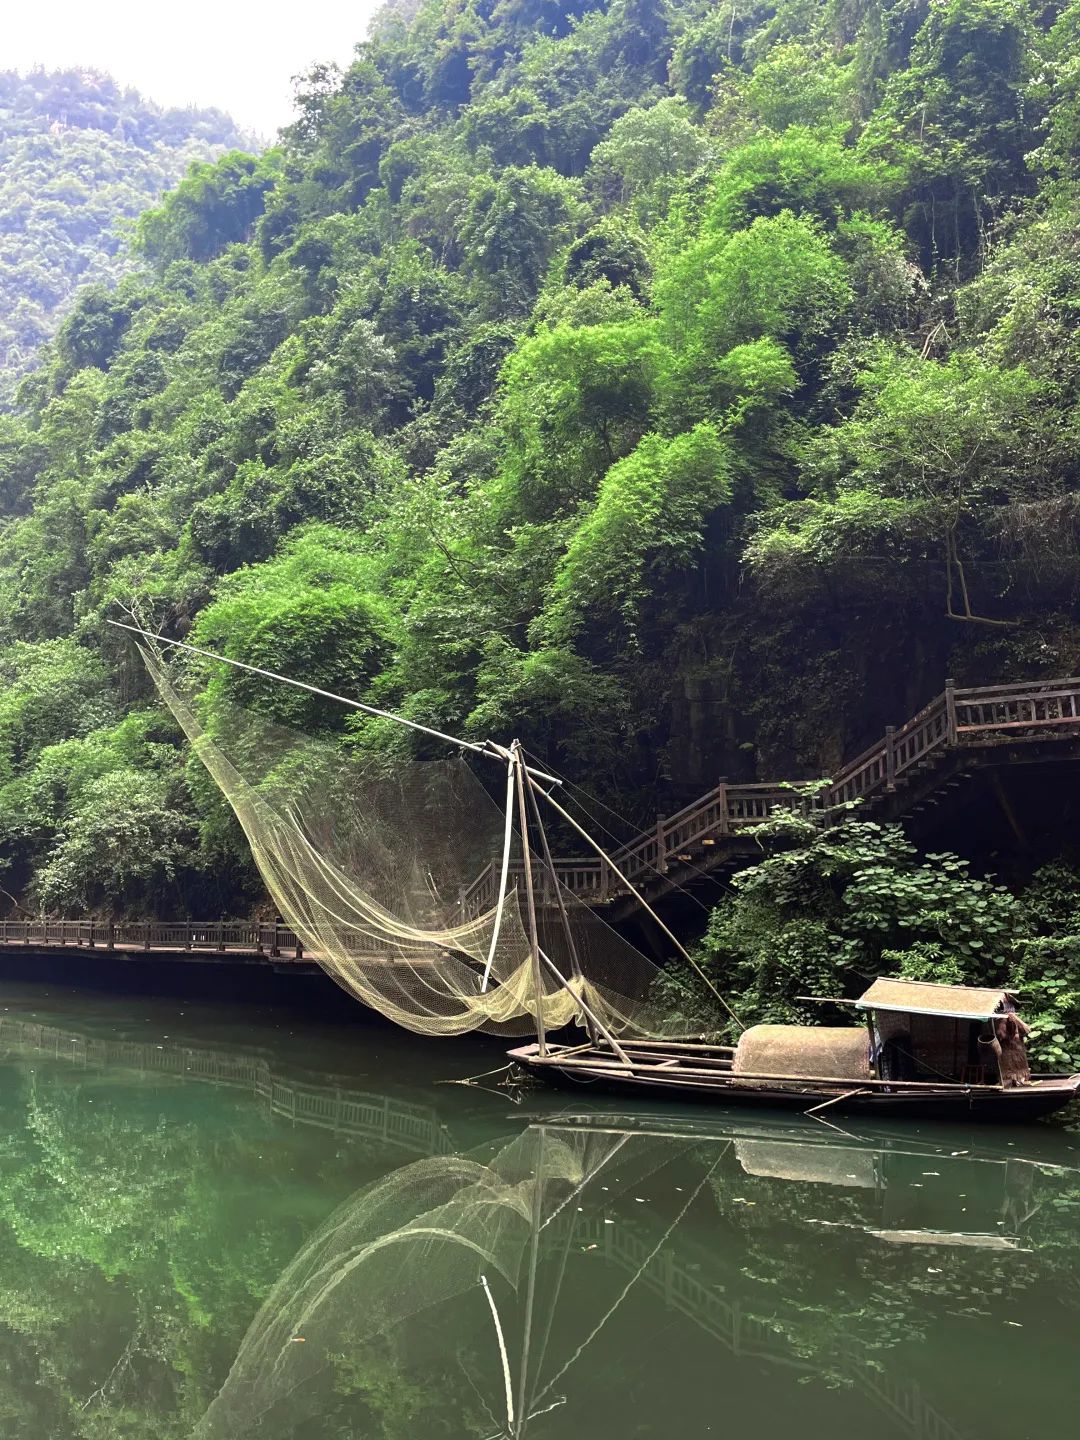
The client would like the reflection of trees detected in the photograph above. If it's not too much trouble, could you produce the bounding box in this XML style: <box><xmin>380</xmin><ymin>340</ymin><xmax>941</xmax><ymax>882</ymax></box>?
<box><xmin>0</xmin><ymin>1035</ymin><xmax>464</xmax><ymax>1440</ymax></box>
<box><xmin>0</xmin><ymin>1017</ymin><xmax>1078</xmax><ymax>1440</ymax></box>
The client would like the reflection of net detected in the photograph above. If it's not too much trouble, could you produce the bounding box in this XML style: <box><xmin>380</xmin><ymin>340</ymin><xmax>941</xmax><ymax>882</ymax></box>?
<box><xmin>141</xmin><ymin>643</ymin><xmax>669</xmax><ymax>1038</ymax></box>
<box><xmin>193</xmin><ymin>1127</ymin><xmax>608</xmax><ymax>1439</ymax></box>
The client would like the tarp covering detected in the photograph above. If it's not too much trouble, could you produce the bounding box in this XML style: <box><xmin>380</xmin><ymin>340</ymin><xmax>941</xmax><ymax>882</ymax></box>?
<box><xmin>732</xmin><ymin>1025</ymin><xmax>872</xmax><ymax>1080</ymax></box>
<box><xmin>856</xmin><ymin>977</ymin><xmax>1010</xmax><ymax>1021</ymax></box>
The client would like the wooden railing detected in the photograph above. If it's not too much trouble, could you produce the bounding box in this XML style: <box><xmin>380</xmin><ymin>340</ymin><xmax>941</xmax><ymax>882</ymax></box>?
<box><xmin>0</xmin><ymin>918</ymin><xmax>394</xmax><ymax>961</ymax></box>
<box><xmin>462</xmin><ymin>674</ymin><xmax>1080</xmax><ymax>910</ymax></box>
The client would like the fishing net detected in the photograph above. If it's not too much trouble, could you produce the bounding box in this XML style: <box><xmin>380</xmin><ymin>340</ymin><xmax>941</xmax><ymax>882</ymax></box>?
<box><xmin>138</xmin><ymin>640</ymin><xmax>672</xmax><ymax>1039</ymax></box>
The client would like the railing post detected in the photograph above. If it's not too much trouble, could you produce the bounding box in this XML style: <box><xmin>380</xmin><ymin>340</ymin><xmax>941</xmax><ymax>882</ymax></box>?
<box><xmin>885</xmin><ymin>725</ymin><xmax>896</xmax><ymax>790</ymax></box>
<box><xmin>270</xmin><ymin>924</ymin><xmax>282</xmax><ymax>958</ymax></box>
<box><xmin>944</xmin><ymin>676</ymin><xmax>957</xmax><ymax>746</ymax></box>
<box><xmin>655</xmin><ymin>815</ymin><xmax>667</xmax><ymax>872</ymax></box>
<box><xmin>717</xmin><ymin>778</ymin><xmax>729</xmax><ymax>836</ymax></box>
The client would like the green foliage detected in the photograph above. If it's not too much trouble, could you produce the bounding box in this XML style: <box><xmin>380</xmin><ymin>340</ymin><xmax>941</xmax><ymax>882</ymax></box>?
<box><xmin>0</xmin><ymin>0</ymin><xmax>1079</xmax><ymax>929</ymax></box>
<box><xmin>134</xmin><ymin>152</ymin><xmax>279</xmax><ymax>269</ymax></box>
<box><xmin>588</xmin><ymin>98</ymin><xmax>709</xmax><ymax>220</ymax></box>
<box><xmin>32</xmin><ymin>767</ymin><xmax>196</xmax><ymax>913</ymax></box>
<box><xmin>1011</xmin><ymin>861</ymin><xmax>1080</xmax><ymax>1069</ymax></box>
<box><xmin>658</xmin><ymin>816</ymin><xmax>1020</xmax><ymax>1034</ymax></box>
<box><xmin>540</xmin><ymin>422</ymin><xmax>733</xmax><ymax>644</ymax></box>
<box><xmin>0</xmin><ymin>68</ymin><xmax>251</xmax><ymax>404</ymax></box>
<box><xmin>0</xmin><ymin>641</ymin><xmax>114</xmax><ymax>783</ymax></box>
<box><xmin>191</xmin><ymin>526</ymin><xmax>391</xmax><ymax>733</ymax></box>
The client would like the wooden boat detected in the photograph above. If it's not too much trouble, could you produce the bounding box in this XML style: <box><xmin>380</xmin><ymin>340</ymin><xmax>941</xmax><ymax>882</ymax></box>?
<box><xmin>509</xmin><ymin>978</ymin><xmax>1080</xmax><ymax>1121</ymax></box>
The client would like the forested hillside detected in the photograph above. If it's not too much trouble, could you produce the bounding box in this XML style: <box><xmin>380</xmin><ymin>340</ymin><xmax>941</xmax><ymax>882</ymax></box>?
<box><xmin>0</xmin><ymin>69</ymin><xmax>250</xmax><ymax>403</ymax></box>
<box><xmin>2</xmin><ymin>0</ymin><xmax>1080</xmax><ymax>973</ymax></box>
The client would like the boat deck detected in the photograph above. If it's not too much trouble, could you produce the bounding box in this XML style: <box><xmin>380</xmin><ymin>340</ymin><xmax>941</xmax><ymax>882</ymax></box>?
<box><xmin>507</xmin><ymin>1040</ymin><xmax>1080</xmax><ymax>1121</ymax></box>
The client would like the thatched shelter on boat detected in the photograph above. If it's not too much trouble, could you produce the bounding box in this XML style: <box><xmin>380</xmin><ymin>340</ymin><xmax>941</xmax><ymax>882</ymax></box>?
<box><xmin>851</xmin><ymin>977</ymin><xmax>1028</xmax><ymax>1087</ymax></box>
<box><xmin>732</xmin><ymin>977</ymin><xmax>1033</xmax><ymax>1090</ymax></box>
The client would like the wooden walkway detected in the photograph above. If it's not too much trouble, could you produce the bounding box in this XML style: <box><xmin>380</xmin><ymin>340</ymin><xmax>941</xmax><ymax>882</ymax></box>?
<box><xmin>463</xmin><ymin>673</ymin><xmax>1080</xmax><ymax>912</ymax></box>
<box><xmin>0</xmin><ymin>919</ymin><xmax>411</xmax><ymax>967</ymax></box>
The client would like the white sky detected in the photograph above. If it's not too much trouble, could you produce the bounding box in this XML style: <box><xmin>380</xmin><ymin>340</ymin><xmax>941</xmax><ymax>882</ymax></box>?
<box><xmin>4</xmin><ymin>1</ymin><xmax>385</xmax><ymax>140</ymax></box>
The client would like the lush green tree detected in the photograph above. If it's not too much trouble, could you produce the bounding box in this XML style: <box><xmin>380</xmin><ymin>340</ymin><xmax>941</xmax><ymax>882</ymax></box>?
<box><xmin>588</xmin><ymin>97</ymin><xmax>709</xmax><ymax>219</ymax></box>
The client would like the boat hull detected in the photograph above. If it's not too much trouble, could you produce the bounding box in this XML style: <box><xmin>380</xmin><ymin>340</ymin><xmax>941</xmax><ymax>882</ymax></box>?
<box><xmin>506</xmin><ymin>1043</ymin><xmax>1080</xmax><ymax>1122</ymax></box>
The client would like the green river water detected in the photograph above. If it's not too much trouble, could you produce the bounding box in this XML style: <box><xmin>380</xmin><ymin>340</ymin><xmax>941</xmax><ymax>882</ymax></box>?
<box><xmin>0</xmin><ymin>979</ymin><xmax>1076</xmax><ymax>1440</ymax></box>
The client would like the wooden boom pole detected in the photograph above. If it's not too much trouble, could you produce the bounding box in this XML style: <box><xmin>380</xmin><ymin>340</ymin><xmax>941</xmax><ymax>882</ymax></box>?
<box><xmin>512</xmin><ymin>740</ymin><xmax>546</xmax><ymax>1056</ymax></box>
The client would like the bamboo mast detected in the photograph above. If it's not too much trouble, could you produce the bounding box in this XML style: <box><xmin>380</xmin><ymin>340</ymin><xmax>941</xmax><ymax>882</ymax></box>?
<box><xmin>523</xmin><ymin>768</ymin><xmax>597</xmax><ymax>1045</ymax></box>
<box><xmin>512</xmin><ymin>740</ymin><xmax>546</xmax><ymax>1057</ymax></box>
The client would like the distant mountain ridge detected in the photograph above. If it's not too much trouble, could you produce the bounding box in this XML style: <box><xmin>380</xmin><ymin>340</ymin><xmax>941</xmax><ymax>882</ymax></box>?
<box><xmin>0</xmin><ymin>67</ymin><xmax>255</xmax><ymax>403</ymax></box>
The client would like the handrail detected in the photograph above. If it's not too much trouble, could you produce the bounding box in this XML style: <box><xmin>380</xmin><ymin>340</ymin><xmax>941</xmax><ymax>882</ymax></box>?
<box><xmin>0</xmin><ymin>918</ymin><xmax>398</xmax><ymax>961</ymax></box>
<box><xmin>954</xmin><ymin>675</ymin><xmax>1080</xmax><ymax>697</ymax></box>
<box><xmin>465</xmin><ymin>673</ymin><xmax>1080</xmax><ymax>908</ymax></box>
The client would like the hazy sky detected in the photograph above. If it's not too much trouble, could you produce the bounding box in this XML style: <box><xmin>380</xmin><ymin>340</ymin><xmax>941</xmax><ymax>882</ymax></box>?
<box><xmin>5</xmin><ymin>1</ymin><xmax>385</xmax><ymax>139</ymax></box>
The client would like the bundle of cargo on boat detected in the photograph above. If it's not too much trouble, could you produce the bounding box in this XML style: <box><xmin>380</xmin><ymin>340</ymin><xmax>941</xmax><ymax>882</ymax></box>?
<box><xmin>732</xmin><ymin>1025</ymin><xmax>872</xmax><ymax>1081</ymax></box>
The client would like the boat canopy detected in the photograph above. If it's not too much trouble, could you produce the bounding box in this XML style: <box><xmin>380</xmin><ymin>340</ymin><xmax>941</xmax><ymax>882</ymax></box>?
<box><xmin>855</xmin><ymin>977</ymin><xmax>1013</xmax><ymax>1022</ymax></box>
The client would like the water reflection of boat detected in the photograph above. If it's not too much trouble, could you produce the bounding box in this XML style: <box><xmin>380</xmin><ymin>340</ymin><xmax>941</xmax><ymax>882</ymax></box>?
<box><xmin>195</xmin><ymin>1111</ymin><xmax>1080</xmax><ymax>1440</ymax></box>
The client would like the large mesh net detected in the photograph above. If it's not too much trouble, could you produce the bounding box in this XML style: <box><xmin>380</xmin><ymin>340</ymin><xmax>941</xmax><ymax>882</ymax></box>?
<box><xmin>139</xmin><ymin>640</ymin><xmax>671</xmax><ymax>1039</ymax></box>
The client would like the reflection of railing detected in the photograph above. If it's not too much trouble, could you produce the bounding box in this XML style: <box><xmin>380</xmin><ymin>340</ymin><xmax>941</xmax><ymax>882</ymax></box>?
<box><xmin>575</xmin><ymin>1214</ymin><xmax>963</xmax><ymax>1440</ymax></box>
<box><xmin>459</xmin><ymin>674</ymin><xmax>1080</xmax><ymax>911</ymax></box>
<box><xmin>0</xmin><ymin>1018</ymin><xmax>454</xmax><ymax>1157</ymax></box>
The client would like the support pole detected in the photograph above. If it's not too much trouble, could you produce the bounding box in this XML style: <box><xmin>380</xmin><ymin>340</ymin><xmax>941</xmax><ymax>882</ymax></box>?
<box><xmin>885</xmin><ymin>725</ymin><xmax>896</xmax><ymax>790</ymax></box>
<box><xmin>523</xmin><ymin>769</ymin><xmax>599</xmax><ymax>1046</ymax></box>
<box><xmin>480</xmin><ymin>754</ymin><xmax>517</xmax><ymax>993</ymax></box>
<box><xmin>945</xmin><ymin>676</ymin><xmax>957</xmax><ymax>746</ymax></box>
<box><xmin>539</xmin><ymin>949</ymin><xmax>630</xmax><ymax>1064</ymax></box>
<box><xmin>512</xmin><ymin>740</ymin><xmax>547</xmax><ymax>1056</ymax></box>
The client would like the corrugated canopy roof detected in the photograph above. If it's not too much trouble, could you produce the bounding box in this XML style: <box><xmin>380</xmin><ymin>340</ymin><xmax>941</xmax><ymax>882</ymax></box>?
<box><xmin>856</xmin><ymin>977</ymin><xmax>1010</xmax><ymax>1021</ymax></box>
